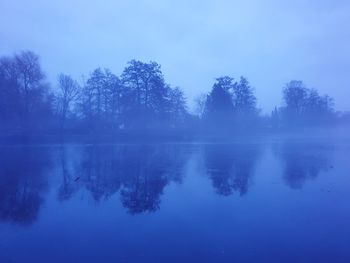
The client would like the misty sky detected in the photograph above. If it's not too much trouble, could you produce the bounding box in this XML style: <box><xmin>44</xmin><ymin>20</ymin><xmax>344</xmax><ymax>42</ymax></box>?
<box><xmin>1</xmin><ymin>0</ymin><xmax>349</xmax><ymax>113</ymax></box>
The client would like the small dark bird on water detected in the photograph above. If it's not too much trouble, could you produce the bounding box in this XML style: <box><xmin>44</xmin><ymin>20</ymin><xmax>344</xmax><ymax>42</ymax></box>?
<box><xmin>74</xmin><ymin>176</ymin><xmax>80</xmax><ymax>182</ymax></box>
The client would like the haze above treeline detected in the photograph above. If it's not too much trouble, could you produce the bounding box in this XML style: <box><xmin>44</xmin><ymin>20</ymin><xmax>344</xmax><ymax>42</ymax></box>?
<box><xmin>0</xmin><ymin>51</ymin><xmax>349</xmax><ymax>140</ymax></box>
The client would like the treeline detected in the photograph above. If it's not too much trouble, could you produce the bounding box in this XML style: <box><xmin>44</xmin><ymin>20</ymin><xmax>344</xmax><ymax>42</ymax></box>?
<box><xmin>0</xmin><ymin>51</ymin><xmax>188</xmax><ymax>137</ymax></box>
<box><xmin>0</xmin><ymin>51</ymin><xmax>348</xmax><ymax>140</ymax></box>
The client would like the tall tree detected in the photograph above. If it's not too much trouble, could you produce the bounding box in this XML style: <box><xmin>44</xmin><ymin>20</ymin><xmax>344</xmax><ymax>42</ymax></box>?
<box><xmin>232</xmin><ymin>77</ymin><xmax>257</xmax><ymax>115</ymax></box>
<box><xmin>55</xmin><ymin>74</ymin><xmax>80</xmax><ymax>131</ymax></box>
<box><xmin>283</xmin><ymin>81</ymin><xmax>308</xmax><ymax>115</ymax></box>
<box><xmin>203</xmin><ymin>77</ymin><xmax>235</xmax><ymax>131</ymax></box>
<box><xmin>0</xmin><ymin>51</ymin><xmax>52</xmax><ymax>133</ymax></box>
<box><xmin>121</xmin><ymin>60</ymin><xmax>171</xmax><ymax>129</ymax></box>
<box><xmin>194</xmin><ymin>93</ymin><xmax>207</xmax><ymax>119</ymax></box>
<box><xmin>79</xmin><ymin>68</ymin><xmax>121</xmax><ymax>130</ymax></box>
<box><xmin>281</xmin><ymin>80</ymin><xmax>334</xmax><ymax>127</ymax></box>
<box><xmin>168</xmin><ymin>87</ymin><xmax>187</xmax><ymax>127</ymax></box>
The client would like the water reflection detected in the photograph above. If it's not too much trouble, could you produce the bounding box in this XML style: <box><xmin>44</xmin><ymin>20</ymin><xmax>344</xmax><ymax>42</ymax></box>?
<box><xmin>276</xmin><ymin>142</ymin><xmax>333</xmax><ymax>189</ymax></box>
<box><xmin>0</xmin><ymin>147</ymin><xmax>51</xmax><ymax>224</ymax></box>
<box><xmin>203</xmin><ymin>144</ymin><xmax>261</xmax><ymax>196</ymax></box>
<box><xmin>57</xmin><ymin>145</ymin><xmax>189</xmax><ymax>214</ymax></box>
<box><xmin>58</xmin><ymin>146</ymin><xmax>80</xmax><ymax>201</ymax></box>
<box><xmin>0</xmin><ymin>142</ymin><xmax>335</xmax><ymax>226</ymax></box>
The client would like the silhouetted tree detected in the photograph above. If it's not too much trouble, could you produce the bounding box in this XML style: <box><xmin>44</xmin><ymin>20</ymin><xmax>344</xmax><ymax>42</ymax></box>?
<box><xmin>280</xmin><ymin>80</ymin><xmax>334</xmax><ymax>127</ymax></box>
<box><xmin>232</xmin><ymin>77</ymin><xmax>257</xmax><ymax>114</ymax></box>
<box><xmin>79</xmin><ymin>68</ymin><xmax>121</xmax><ymax>131</ymax></box>
<box><xmin>270</xmin><ymin>106</ymin><xmax>281</xmax><ymax>130</ymax></box>
<box><xmin>194</xmin><ymin>93</ymin><xmax>207</xmax><ymax>119</ymax></box>
<box><xmin>55</xmin><ymin>73</ymin><xmax>80</xmax><ymax>131</ymax></box>
<box><xmin>121</xmin><ymin>60</ymin><xmax>170</xmax><ymax>129</ymax></box>
<box><xmin>168</xmin><ymin>86</ymin><xmax>188</xmax><ymax>128</ymax></box>
<box><xmin>203</xmin><ymin>77</ymin><xmax>235</xmax><ymax>132</ymax></box>
<box><xmin>283</xmin><ymin>81</ymin><xmax>307</xmax><ymax>113</ymax></box>
<box><xmin>0</xmin><ymin>51</ymin><xmax>53</xmax><ymax>134</ymax></box>
<box><xmin>303</xmin><ymin>89</ymin><xmax>334</xmax><ymax>124</ymax></box>
<box><xmin>202</xmin><ymin>76</ymin><xmax>259</xmax><ymax>134</ymax></box>
<box><xmin>0</xmin><ymin>50</ymin><xmax>342</xmax><ymax>138</ymax></box>
<box><xmin>231</xmin><ymin>76</ymin><xmax>259</xmax><ymax>130</ymax></box>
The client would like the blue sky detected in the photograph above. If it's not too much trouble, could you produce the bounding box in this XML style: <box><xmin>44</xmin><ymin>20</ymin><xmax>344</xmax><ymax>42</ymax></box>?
<box><xmin>1</xmin><ymin>0</ymin><xmax>349</xmax><ymax>113</ymax></box>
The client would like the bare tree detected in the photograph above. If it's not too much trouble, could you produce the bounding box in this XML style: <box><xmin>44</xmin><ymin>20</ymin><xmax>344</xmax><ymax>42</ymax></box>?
<box><xmin>0</xmin><ymin>51</ymin><xmax>52</xmax><ymax>133</ymax></box>
<box><xmin>194</xmin><ymin>93</ymin><xmax>207</xmax><ymax>119</ymax></box>
<box><xmin>56</xmin><ymin>74</ymin><xmax>80</xmax><ymax>130</ymax></box>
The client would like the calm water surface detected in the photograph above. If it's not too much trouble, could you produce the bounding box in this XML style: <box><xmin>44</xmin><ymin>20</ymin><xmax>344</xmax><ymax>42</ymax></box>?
<box><xmin>0</xmin><ymin>140</ymin><xmax>349</xmax><ymax>263</ymax></box>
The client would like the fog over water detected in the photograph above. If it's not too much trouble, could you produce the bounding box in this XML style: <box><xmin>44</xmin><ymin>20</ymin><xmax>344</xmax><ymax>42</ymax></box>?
<box><xmin>1</xmin><ymin>1</ymin><xmax>350</xmax><ymax>262</ymax></box>
<box><xmin>1</xmin><ymin>140</ymin><xmax>350</xmax><ymax>262</ymax></box>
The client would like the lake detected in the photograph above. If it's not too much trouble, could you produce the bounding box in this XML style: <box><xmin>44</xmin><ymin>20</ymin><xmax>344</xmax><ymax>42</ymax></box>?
<box><xmin>0</xmin><ymin>139</ymin><xmax>349</xmax><ymax>263</ymax></box>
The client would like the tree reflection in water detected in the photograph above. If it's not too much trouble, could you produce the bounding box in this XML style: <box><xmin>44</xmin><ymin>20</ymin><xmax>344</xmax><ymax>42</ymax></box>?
<box><xmin>58</xmin><ymin>145</ymin><xmax>189</xmax><ymax>214</ymax></box>
<box><xmin>276</xmin><ymin>142</ymin><xmax>333</xmax><ymax>189</ymax></box>
<box><xmin>0</xmin><ymin>141</ymin><xmax>335</xmax><ymax>226</ymax></box>
<box><xmin>204</xmin><ymin>144</ymin><xmax>261</xmax><ymax>196</ymax></box>
<box><xmin>0</xmin><ymin>147</ymin><xmax>51</xmax><ymax>224</ymax></box>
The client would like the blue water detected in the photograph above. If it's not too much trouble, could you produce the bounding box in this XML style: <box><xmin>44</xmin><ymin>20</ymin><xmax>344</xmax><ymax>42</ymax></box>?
<box><xmin>0</xmin><ymin>140</ymin><xmax>349</xmax><ymax>263</ymax></box>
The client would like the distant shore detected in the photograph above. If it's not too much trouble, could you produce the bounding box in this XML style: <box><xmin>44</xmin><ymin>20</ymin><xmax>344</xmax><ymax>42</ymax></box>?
<box><xmin>1</xmin><ymin>125</ymin><xmax>349</xmax><ymax>146</ymax></box>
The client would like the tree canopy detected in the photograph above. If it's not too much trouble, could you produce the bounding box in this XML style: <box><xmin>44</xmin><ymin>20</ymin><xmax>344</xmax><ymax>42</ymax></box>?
<box><xmin>0</xmin><ymin>50</ymin><xmax>342</xmax><ymax>140</ymax></box>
